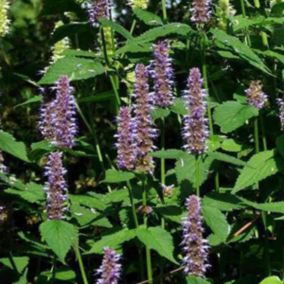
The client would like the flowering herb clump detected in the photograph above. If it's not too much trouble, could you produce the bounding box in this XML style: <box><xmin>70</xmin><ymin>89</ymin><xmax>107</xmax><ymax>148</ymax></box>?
<box><xmin>96</xmin><ymin>247</ymin><xmax>122</xmax><ymax>284</ymax></box>
<box><xmin>151</xmin><ymin>40</ymin><xmax>174</xmax><ymax>108</ymax></box>
<box><xmin>182</xmin><ymin>68</ymin><xmax>208</xmax><ymax>155</ymax></box>
<box><xmin>133</xmin><ymin>64</ymin><xmax>157</xmax><ymax>173</ymax></box>
<box><xmin>181</xmin><ymin>195</ymin><xmax>209</xmax><ymax>277</ymax></box>
<box><xmin>44</xmin><ymin>152</ymin><xmax>68</xmax><ymax>220</ymax></box>
<box><xmin>115</xmin><ymin>106</ymin><xmax>137</xmax><ymax>171</ymax></box>
<box><xmin>245</xmin><ymin>80</ymin><xmax>268</xmax><ymax>110</ymax></box>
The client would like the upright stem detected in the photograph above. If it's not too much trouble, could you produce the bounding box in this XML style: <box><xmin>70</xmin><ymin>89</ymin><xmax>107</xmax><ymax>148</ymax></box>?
<box><xmin>142</xmin><ymin>178</ymin><xmax>153</xmax><ymax>284</ymax></box>
<box><xmin>254</xmin><ymin>117</ymin><xmax>260</xmax><ymax>154</ymax></box>
<box><xmin>161</xmin><ymin>0</ymin><xmax>168</xmax><ymax>22</ymax></box>
<box><xmin>74</xmin><ymin>245</ymin><xmax>89</xmax><ymax>284</ymax></box>
<box><xmin>160</xmin><ymin>118</ymin><xmax>166</xmax><ymax>185</ymax></box>
<box><xmin>195</xmin><ymin>156</ymin><xmax>200</xmax><ymax>197</ymax></box>
<box><xmin>239</xmin><ymin>0</ymin><xmax>252</xmax><ymax>46</ymax></box>
<box><xmin>130</xmin><ymin>19</ymin><xmax>137</xmax><ymax>35</ymax></box>
<box><xmin>260</xmin><ymin>114</ymin><xmax>267</xmax><ymax>151</ymax></box>
<box><xmin>253</xmin><ymin>0</ymin><xmax>260</xmax><ymax>8</ymax></box>
<box><xmin>75</xmin><ymin>102</ymin><xmax>112</xmax><ymax>192</ymax></box>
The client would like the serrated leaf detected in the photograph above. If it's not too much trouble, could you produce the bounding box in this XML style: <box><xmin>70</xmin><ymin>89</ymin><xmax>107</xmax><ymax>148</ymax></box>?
<box><xmin>39</xmin><ymin>57</ymin><xmax>105</xmax><ymax>84</ymax></box>
<box><xmin>259</xmin><ymin>276</ymin><xmax>283</xmax><ymax>284</ymax></box>
<box><xmin>214</xmin><ymin>101</ymin><xmax>258</xmax><ymax>133</ymax></box>
<box><xmin>133</xmin><ymin>8</ymin><xmax>163</xmax><ymax>26</ymax></box>
<box><xmin>221</xmin><ymin>139</ymin><xmax>242</xmax><ymax>152</ymax></box>
<box><xmin>212</xmin><ymin>29</ymin><xmax>271</xmax><ymax>75</ymax></box>
<box><xmin>5</xmin><ymin>182</ymin><xmax>44</xmax><ymax>204</ymax></box>
<box><xmin>241</xmin><ymin>198</ymin><xmax>284</xmax><ymax>214</ymax></box>
<box><xmin>233</xmin><ymin>150</ymin><xmax>279</xmax><ymax>193</ymax></box>
<box><xmin>150</xmin><ymin>149</ymin><xmax>185</xmax><ymax>159</ymax></box>
<box><xmin>40</xmin><ymin>220</ymin><xmax>78</xmax><ymax>262</ymax></box>
<box><xmin>136</xmin><ymin>226</ymin><xmax>177</xmax><ymax>264</ymax></box>
<box><xmin>209</xmin><ymin>151</ymin><xmax>246</xmax><ymax>166</ymax></box>
<box><xmin>186</xmin><ymin>276</ymin><xmax>211</xmax><ymax>284</ymax></box>
<box><xmin>202</xmin><ymin>206</ymin><xmax>230</xmax><ymax>243</ymax></box>
<box><xmin>170</xmin><ymin>98</ymin><xmax>187</xmax><ymax>115</ymax></box>
<box><xmin>87</xmin><ymin>229</ymin><xmax>136</xmax><ymax>254</ymax></box>
<box><xmin>152</xmin><ymin>108</ymin><xmax>170</xmax><ymax>121</ymax></box>
<box><xmin>103</xmin><ymin>169</ymin><xmax>135</xmax><ymax>183</ymax></box>
<box><xmin>203</xmin><ymin>193</ymin><xmax>245</xmax><ymax>211</ymax></box>
<box><xmin>0</xmin><ymin>131</ymin><xmax>30</xmax><ymax>162</ymax></box>
<box><xmin>0</xmin><ymin>256</ymin><xmax>29</xmax><ymax>273</ymax></box>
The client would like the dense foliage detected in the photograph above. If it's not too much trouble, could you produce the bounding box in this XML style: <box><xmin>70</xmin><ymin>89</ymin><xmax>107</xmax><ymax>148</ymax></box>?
<box><xmin>0</xmin><ymin>0</ymin><xmax>284</xmax><ymax>283</ymax></box>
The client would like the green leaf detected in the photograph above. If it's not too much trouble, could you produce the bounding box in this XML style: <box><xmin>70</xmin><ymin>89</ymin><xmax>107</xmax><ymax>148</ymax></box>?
<box><xmin>87</xmin><ymin>229</ymin><xmax>136</xmax><ymax>254</ymax></box>
<box><xmin>70</xmin><ymin>193</ymin><xmax>106</xmax><ymax>211</ymax></box>
<box><xmin>221</xmin><ymin>139</ymin><xmax>242</xmax><ymax>152</ymax></box>
<box><xmin>257</xmin><ymin>50</ymin><xmax>284</xmax><ymax>65</ymax></box>
<box><xmin>212</xmin><ymin>29</ymin><xmax>271</xmax><ymax>75</ymax></box>
<box><xmin>99</xmin><ymin>18</ymin><xmax>133</xmax><ymax>40</ymax></box>
<box><xmin>209</xmin><ymin>152</ymin><xmax>246</xmax><ymax>166</ymax></box>
<box><xmin>152</xmin><ymin>108</ymin><xmax>170</xmax><ymax>121</ymax></box>
<box><xmin>14</xmin><ymin>96</ymin><xmax>42</xmax><ymax>108</ymax></box>
<box><xmin>203</xmin><ymin>193</ymin><xmax>245</xmax><ymax>211</ymax></box>
<box><xmin>202</xmin><ymin>206</ymin><xmax>230</xmax><ymax>243</ymax></box>
<box><xmin>0</xmin><ymin>131</ymin><xmax>30</xmax><ymax>162</ymax></box>
<box><xmin>233</xmin><ymin>150</ymin><xmax>279</xmax><ymax>193</ymax></box>
<box><xmin>170</xmin><ymin>98</ymin><xmax>187</xmax><ymax>115</ymax></box>
<box><xmin>175</xmin><ymin>154</ymin><xmax>213</xmax><ymax>188</ymax></box>
<box><xmin>136</xmin><ymin>226</ymin><xmax>177</xmax><ymax>264</ymax></box>
<box><xmin>135</xmin><ymin>23</ymin><xmax>193</xmax><ymax>43</ymax></box>
<box><xmin>40</xmin><ymin>220</ymin><xmax>78</xmax><ymax>262</ymax></box>
<box><xmin>133</xmin><ymin>8</ymin><xmax>163</xmax><ymax>26</ymax></box>
<box><xmin>276</xmin><ymin>135</ymin><xmax>284</xmax><ymax>158</ymax></box>
<box><xmin>241</xmin><ymin>198</ymin><xmax>284</xmax><ymax>214</ymax></box>
<box><xmin>259</xmin><ymin>276</ymin><xmax>283</xmax><ymax>284</ymax></box>
<box><xmin>0</xmin><ymin>256</ymin><xmax>29</xmax><ymax>273</ymax></box>
<box><xmin>39</xmin><ymin>57</ymin><xmax>105</xmax><ymax>84</ymax></box>
<box><xmin>186</xmin><ymin>276</ymin><xmax>211</xmax><ymax>284</ymax></box>
<box><xmin>5</xmin><ymin>182</ymin><xmax>44</xmax><ymax>204</ymax></box>
<box><xmin>150</xmin><ymin>149</ymin><xmax>185</xmax><ymax>159</ymax></box>
<box><xmin>214</xmin><ymin>101</ymin><xmax>258</xmax><ymax>133</ymax></box>
<box><xmin>103</xmin><ymin>169</ymin><xmax>135</xmax><ymax>183</ymax></box>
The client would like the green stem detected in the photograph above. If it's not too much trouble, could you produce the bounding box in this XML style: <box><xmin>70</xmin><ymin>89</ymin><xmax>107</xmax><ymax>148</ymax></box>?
<box><xmin>75</xmin><ymin>102</ymin><xmax>112</xmax><ymax>192</ymax></box>
<box><xmin>142</xmin><ymin>178</ymin><xmax>153</xmax><ymax>284</ymax></box>
<box><xmin>253</xmin><ymin>0</ymin><xmax>260</xmax><ymax>8</ymax></box>
<box><xmin>195</xmin><ymin>156</ymin><xmax>200</xmax><ymax>197</ymax></box>
<box><xmin>130</xmin><ymin>19</ymin><xmax>137</xmax><ymax>35</ymax></box>
<box><xmin>74</xmin><ymin>245</ymin><xmax>89</xmax><ymax>284</ymax></box>
<box><xmin>260</xmin><ymin>114</ymin><xmax>267</xmax><ymax>151</ymax></box>
<box><xmin>161</xmin><ymin>118</ymin><xmax>166</xmax><ymax>185</ymax></box>
<box><xmin>239</xmin><ymin>0</ymin><xmax>252</xmax><ymax>45</ymax></box>
<box><xmin>127</xmin><ymin>183</ymin><xmax>139</xmax><ymax>228</ymax></box>
<box><xmin>215</xmin><ymin>172</ymin><xmax>220</xmax><ymax>192</ymax></box>
<box><xmin>161</xmin><ymin>0</ymin><xmax>168</xmax><ymax>22</ymax></box>
<box><xmin>254</xmin><ymin>117</ymin><xmax>260</xmax><ymax>154</ymax></box>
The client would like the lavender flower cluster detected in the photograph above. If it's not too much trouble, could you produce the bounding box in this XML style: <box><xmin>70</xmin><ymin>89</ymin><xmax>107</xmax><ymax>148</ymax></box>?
<box><xmin>150</xmin><ymin>40</ymin><xmax>174</xmax><ymax>108</ymax></box>
<box><xmin>245</xmin><ymin>80</ymin><xmax>268</xmax><ymax>110</ymax></box>
<box><xmin>182</xmin><ymin>68</ymin><xmax>208</xmax><ymax>155</ymax></box>
<box><xmin>39</xmin><ymin>75</ymin><xmax>77</xmax><ymax>148</ymax></box>
<box><xmin>86</xmin><ymin>0</ymin><xmax>110</xmax><ymax>26</ymax></box>
<box><xmin>181</xmin><ymin>195</ymin><xmax>209</xmax><ymax>277</ymax></box>
<box><xmin>96</xmin><ymin>247</ymin><xmax>122</xmax><ymax>284</ymax></box>
<box><xmin>44</xmin><ymin>152</ymin><xmax>68</xmax><ymax>220</ymax></box>
<box><xmin>190</xmin><ymin>0</ymin><xmax>212</xmax><ymax>24</ymax></box>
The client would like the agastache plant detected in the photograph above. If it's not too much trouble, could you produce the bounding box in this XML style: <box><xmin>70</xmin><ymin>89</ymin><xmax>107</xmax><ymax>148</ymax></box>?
<box><xmin>96</xmin><ymin>247</ymin><xmax>122</xmax><ymax>284</ymax></box>
<box><xmin>245</xmin><ymin>80</ymin><xmax>268</xmax><ymax>110</ymax></box>
<box><xmin>182</xmin><ymin>68</ymin><xmax>208</xmax><ymax>155</ymax></box>
<box><xmin>181</xmin><ymin>195</ymin><xmax>209</xmax><ymax>277</ymax></box>
<box><xmin>87</xmin><ymin>0</ymin><xmax>110</xmax><ymax>26</ymax></box>
<box><xmin>115</xmin><ymin>106</ymin><xmax>137</xmax><ymax>171</ymax></box>
<box><xmin>44</xmin><ymin>152</ymin><xmax>68</xmax><ymax>220</ymax></box>
<box><xmin>278</xmin><ymin>98</ymin><xmax>284</xmax><ymax>130</ymax></box>
<box><xmin>0</xmin><ymin>0</ymin><xmax>10</xmax><ymax>37</ymax></box>
<box><xmin>133</xmin><ymin>64</ymin><xmax>157</xmax><ymax>173</ymax></box>
<box><xmin>190</xmin><ymin>0</ymin><xmax>212</xmax><ymax>24</ymax></box>
<box><xmin>39</xmin><ymin>100</ymin><xmax>56</xmax><ymax>142</ymax></box>
<box><xmin>151</xmin><ymin>40</ymin><xmax>174</xmax><ymax>108</ymax></box>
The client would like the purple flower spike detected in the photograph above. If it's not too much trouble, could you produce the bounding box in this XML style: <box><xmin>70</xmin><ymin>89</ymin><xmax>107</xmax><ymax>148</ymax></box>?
<box><xmin>277</xmin><ymin>98</ymin><xmax>284</xmax><ymax>130</ymax></box>
<box><xmin>53</xmin><ymin>75</ymin><xmax>77</xmax><ymax>148</ymax></box>
<box><xmin>191</xmin><ymin>0</ymin><xmax>212</xmax><ymax>24</ymax></box>
<box><xmin>151</xmin><ymin>40</ymin><xmax>174</xmax><ymax>108</ymax></box>
<box><xmin>182</xmin><ymin>68</ymin><xmax>208</xmax><ymax>155</ymax></box>
<box><xmin>133</xmin><ymin>64</ymin><xmax>157</xmax><ymax>173</ymax></box>
<box><xmin>115</xmin><ymin>106</ymin><xmax>137</xmax><ymax>171</ymax></box>
<box><xmin>39</xmin><ymin>101</ymin><xmax>56</xmax><ymax>142</ymax></box>
<box><xmin>181</xmin><ymin>195</ymin><xmax>210</xmax><ymax>277</ymax></box>
<box><xmin>96</xmin><ymin>247</ymin><xmax>121</xmax><ymax>284</ymax></box>
<box><xmin>245</xmin><ymin>80</ymin><xmax>268</xmax><ymax>110</ymax></box>
<box><xmin>44</xmin><ymin>152</ymin><xmax>68</xmax><ymax>220</ymax></box>
<box><xmin>87</xmin><ymin>0</ymin><xmax>110</xmax><ymax>26</ymax></box>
